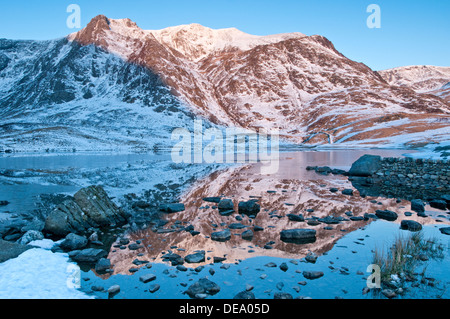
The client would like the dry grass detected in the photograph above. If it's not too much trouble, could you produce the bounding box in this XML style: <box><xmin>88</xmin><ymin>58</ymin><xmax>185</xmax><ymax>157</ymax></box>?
<box><xmin>372</xmin><ymin>231</ymin><xmax>445</xmax><ymax>285</ymax></box>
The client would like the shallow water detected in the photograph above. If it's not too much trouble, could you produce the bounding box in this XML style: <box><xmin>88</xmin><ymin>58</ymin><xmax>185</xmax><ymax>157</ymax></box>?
<box><xmin>1</xmin><ymin>148</ymin><xmax>449</xmax><ymax>299</ymax></box>
<box><xmin>0</xmin><ymin>148</ymin><xmax>415</xmax><ymax>217</ymax></box>
<box><xmin>79</xmin><ymin>221</ymin><xmax>450</xmax><ymax>299</ymax></box>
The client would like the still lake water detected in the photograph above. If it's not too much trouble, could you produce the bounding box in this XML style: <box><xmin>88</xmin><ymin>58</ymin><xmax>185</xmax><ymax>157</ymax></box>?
<box><xmin>0</xmin><ymin>148</ymin><xmax>449</xmax><ymax>299</ymax></box>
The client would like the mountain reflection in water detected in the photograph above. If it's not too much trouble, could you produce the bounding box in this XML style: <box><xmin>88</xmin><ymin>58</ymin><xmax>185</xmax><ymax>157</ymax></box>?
<box><xmin>105</xmin><ymin>150</ymin><xmax>445</xmax><ymax>276</ymax></box>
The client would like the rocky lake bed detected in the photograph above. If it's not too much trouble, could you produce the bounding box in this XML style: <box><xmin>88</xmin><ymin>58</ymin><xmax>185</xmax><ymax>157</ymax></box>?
<box><xmin>0</xmin><ymin>149</ymin><xmax>449</xmax><ymax>299</ymax></box>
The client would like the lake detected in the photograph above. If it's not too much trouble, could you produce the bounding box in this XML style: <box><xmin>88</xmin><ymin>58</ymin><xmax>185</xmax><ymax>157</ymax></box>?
<box><xmin>0</xmin><ymin>148</ymin><xmax>449</xmax><ymax>299</ymax></box>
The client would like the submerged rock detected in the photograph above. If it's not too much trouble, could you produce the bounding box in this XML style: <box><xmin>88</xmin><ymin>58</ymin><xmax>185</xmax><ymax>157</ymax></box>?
<box><xmin>148</xmin><ymin>284</ymin><xmax>160</xmax><ymax>293</ymax></box>
<box><xmin>439</xmin><ymin>227</ymin><xmax>450</xmax><ymax>235</ymax></box>
<box><xmin>241</xmin><ymin>229</ymin><xmax>254</xmax><ymax>241</ymax></box>
<box><xmin>203</xmin><ymin>197</ymin><xmax>222</xmax><ymax>203</ymax></box>
<box><xmin>139</xmin><ymin>273</ymin><xmax>157</xmax><ymax>283</ymax></box>
<box><xmin>184</xmin><ymin>251</ymin><xmax>206</xmax><ymax>264</ymax></box>
<box><xmin>234</xmin><ymin>290</ymin><xmax>256</xmax><ymax>299</ymax></box>
<box><xmin>218</xmin><ymin>199</ymin><xmax>234</xmax><ymax>212</ymax></box>
<box><xmin>107</xmin><ymin>285</ymin><xmax>120</xmax><ymax>296</ymax></box>
<box><xmin>400</xmin><ymin>220</ymin><xmax>423</xmax><ymax>232</ymax></box>
<box><xmin>287</xmin><ymin>214</ymin><xmax>305</xmax><ymax>222</ymax></box>
<box><xmin>211</xmin><ymin>229</ymin><xmax>231</xmax><ymax>242</ymax></box>
<box><xmin>95</xmin><ymin>258</ymin><xmax>111</xmax><ymax>273</ymax></box>
<box><xmin>303</xmin><ymin>271</ymin><xmax>324</xmax><ymax>280</ymax></box>
<box><xmin>429</xmin><ymin>199</ymin><xmax>447</xmax><ymax>210</ymax></box>
<box><xmin>280</xmin><ymin>229</ymin><xmax>316</xmax><ymax>244</ymax></box>
<box><xmin>185</xmin><ymin>278</ymin><xmax>221</xmax><ymax>299</ymax></box>
<box><xmin>305</xmin><ymin>252</ymin><xmax>318</xmax><ymax>263</ymax></box>
<box><xmin>70</xmin><ymin>248</ymin><xmax>108</xmax><ymax>263</ymax></box>
<box><xmin>274</xmin><ymin>292</ymin><xmax>293</xmax><ymax>299</ymax></box>
<box><xmin>159</xmin><ymin>203</ymin><xmax>185</xmax><ymax>213</ymax></box>
<box><xmin>238</xmin><ymin>200</ymin><xmax>261</xmax><ymax>216</ymax></box>
<box><xmin>410</xmin><ymin>199</ymin><xmax>425</xmax><ymax>213</ymax></box>
<box><xmin>375</xmin><ymin>210</ymin><xmax>398</xmax><ymax>221</ymax></box>
<box><xmin>382</xmin><ymin>289</ymin><xmax>397</xmax><ymax>299</ymax></box>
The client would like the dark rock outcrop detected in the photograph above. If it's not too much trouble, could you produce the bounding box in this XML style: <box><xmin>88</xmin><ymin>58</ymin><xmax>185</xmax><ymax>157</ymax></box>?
<box><xmin>44</xmin><ymin>185</ymin><xmax>128</xmax><ymax>237</ymax></box>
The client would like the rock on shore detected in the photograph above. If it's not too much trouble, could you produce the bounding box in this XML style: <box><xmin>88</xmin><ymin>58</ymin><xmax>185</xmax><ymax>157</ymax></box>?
<box><xmin>44</xmin><ymin>185</ymin><xmax>128</xmax><ymax>237</ymax></box>
<box><xmin>0</xmin><ymin>239</ymin><xmax>33</xmax><ymax>263</ymax></box>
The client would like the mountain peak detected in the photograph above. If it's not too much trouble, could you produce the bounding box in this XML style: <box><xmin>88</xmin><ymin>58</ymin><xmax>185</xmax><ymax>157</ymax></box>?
<box><xmin>147</xmin><ymin>23</ymin><xmax>306</xmax><ymax>61</ymax></box>
<box><xmin>70</xmin><ymin>14</ymin><xmax>111</xmax><ymax>46</ymax></box>
<box><xmin>69</xmin><ymin>16</ymin><xmax>307</xmax><ymax>61</ymax></box>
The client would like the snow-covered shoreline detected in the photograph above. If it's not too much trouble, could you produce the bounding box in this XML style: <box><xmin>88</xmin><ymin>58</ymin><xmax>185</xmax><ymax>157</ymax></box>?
<box><xmin>0</xmin><ymin>239</ymin><xmax>92</xmax><ymax>299</ymax></box>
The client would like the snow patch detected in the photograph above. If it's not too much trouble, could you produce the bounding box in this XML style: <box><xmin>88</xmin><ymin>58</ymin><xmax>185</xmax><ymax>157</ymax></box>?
<box><xmin>0</xmin><ymin>248</ymin><xmax>91</xmax><ymax>299</ymax></box>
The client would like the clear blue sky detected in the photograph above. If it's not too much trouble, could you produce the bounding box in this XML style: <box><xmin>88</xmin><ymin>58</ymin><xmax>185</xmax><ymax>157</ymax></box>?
<box><xmin>0</xmin><ymin>0</ymin><xmax>448</xmax><ymax>71</ymax></box>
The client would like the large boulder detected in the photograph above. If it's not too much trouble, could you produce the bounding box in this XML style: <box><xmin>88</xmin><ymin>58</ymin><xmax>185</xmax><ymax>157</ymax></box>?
<box><xmin>44</xmin><ymin>185</ymin><xmax>128</xmax><ymax>237</ymax></box>
<box><xmin>348</xmin><ymin>155</ymin><xmax>382</xmax><ymax>177</ymax></box>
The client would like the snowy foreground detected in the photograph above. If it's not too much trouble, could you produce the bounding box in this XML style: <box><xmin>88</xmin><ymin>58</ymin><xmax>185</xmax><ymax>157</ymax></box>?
<box><xmin>0</xmin><ymin>239</ymin><xmax>91</xmax><ymax>299</ymax></box>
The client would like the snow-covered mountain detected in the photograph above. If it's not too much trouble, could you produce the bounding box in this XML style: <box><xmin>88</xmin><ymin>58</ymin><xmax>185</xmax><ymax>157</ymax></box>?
<box><xmin>0</xmin><ymin>36</ymin><xmax>202</xmax><ymax>152</ymax></box>
<box><xmin>379</xmin><ymin>65</ymin><xmax>450</xmax><ymax>93</ymax></box>
<box><xmin>1</xmin><ymin>15</ymin><xmax>449</xmax><ymax>151</ymax></box>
